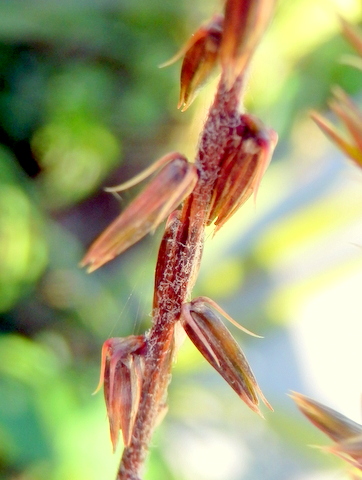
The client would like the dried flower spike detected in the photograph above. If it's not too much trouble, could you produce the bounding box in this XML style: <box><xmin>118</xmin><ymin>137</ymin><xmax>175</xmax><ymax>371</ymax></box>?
<box><xmin>83</xmin><ymin>0</ymin><xmax>277</xmax><ymax>477</ymax></box>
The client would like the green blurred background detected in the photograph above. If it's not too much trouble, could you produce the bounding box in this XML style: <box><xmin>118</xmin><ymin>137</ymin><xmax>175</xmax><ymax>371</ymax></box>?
<box><xmin>1</xmin><ymin>0</ymin><xmax>362</xmax><ymax>479</ymax></box>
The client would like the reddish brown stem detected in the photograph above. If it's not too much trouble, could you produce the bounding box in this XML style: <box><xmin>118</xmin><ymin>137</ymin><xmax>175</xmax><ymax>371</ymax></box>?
<box><xmin>117</xmin><ymin>74</ymin><xmax>245</xmax><ymax>479</ymax></box>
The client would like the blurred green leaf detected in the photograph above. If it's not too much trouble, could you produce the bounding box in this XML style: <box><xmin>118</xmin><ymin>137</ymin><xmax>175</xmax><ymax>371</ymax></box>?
<box><xmin>0</xmin><ymin>147</ymin><xmax>47</xmax><ymax>312</ymax></box>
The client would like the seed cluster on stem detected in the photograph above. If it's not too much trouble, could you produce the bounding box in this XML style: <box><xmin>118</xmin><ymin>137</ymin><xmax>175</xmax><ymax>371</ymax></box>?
<box><xmin>82</xmin><ymin>1</ymin><xmax>278</xmax><ymax>479</ymax></box>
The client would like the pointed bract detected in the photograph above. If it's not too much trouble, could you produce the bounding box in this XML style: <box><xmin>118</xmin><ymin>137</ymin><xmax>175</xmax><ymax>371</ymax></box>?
<box><xmin>220</xmin><ymin>0</ymin><xmax>276</xmax><ymax>87</ymax></box>
<box><xmin>330</xmin><ymin>87</ymin><xmax>362</xmax><ymax>156</ymax></box>
<box><xmin>81</xmin><ymin>153</ymin><xmax>198</xmax><ymax>271</ymax></box>
<box><xmin>95</xmin><ymin>336</ymin><xmax>146</xmax><ymax>451</ymax></box>
<box><xmin>326</xmin><ymin>435</ymin><xmax>362</xmax><ymax>470</ymax></box>
<box><xmin>180</xmin><ymin>299</ymin><xmax>272</xmax><ymax>414</ymax></box>
<box><xmin>191</xmin><ymin>296</ymin><xmax>262</xmax><ymax>337</ymax></box>
<box><xmin>311</xmin><ymin>17</ymin><xmax>362</xmax><ymax>171</ymax></box>
<box><xmin>311</xmin><ymin>87</ymin><xmax>362</xmax><ymax>168</ymax></box>
<box><xmin>207</xmin><ymin>114</ymin><xmax>277</xmax><ymax>232</ymax></box>
<box><xmin>340</xmin><ymin>16</ymin><xmax>362</xmax><ymax>58</ymax></box>
<box><xmin>311</xmin><ymin>111</ymin><xmax>362</xmax><ymax>166</ymax></box>
<box><xmin>292</xmin><ymin>392</ymin><xmax>362</xmax><ymax>472</ymax></box>
<box><xmin>291</xmin><ymin>392</ymin><xmax>362</xmax><ymax>444</ymax></box>
<box><xmin>161</xmin><ymin>15</ymin><xmax>223</xmax><ymax>111</ymax></box>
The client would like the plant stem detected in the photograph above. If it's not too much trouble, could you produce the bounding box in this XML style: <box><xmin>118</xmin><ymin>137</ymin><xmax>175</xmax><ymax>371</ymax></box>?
<box><xmin>117</xmin><ymin>73</ymin><xmax>245</xmax><ymax>480</ymax></box>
